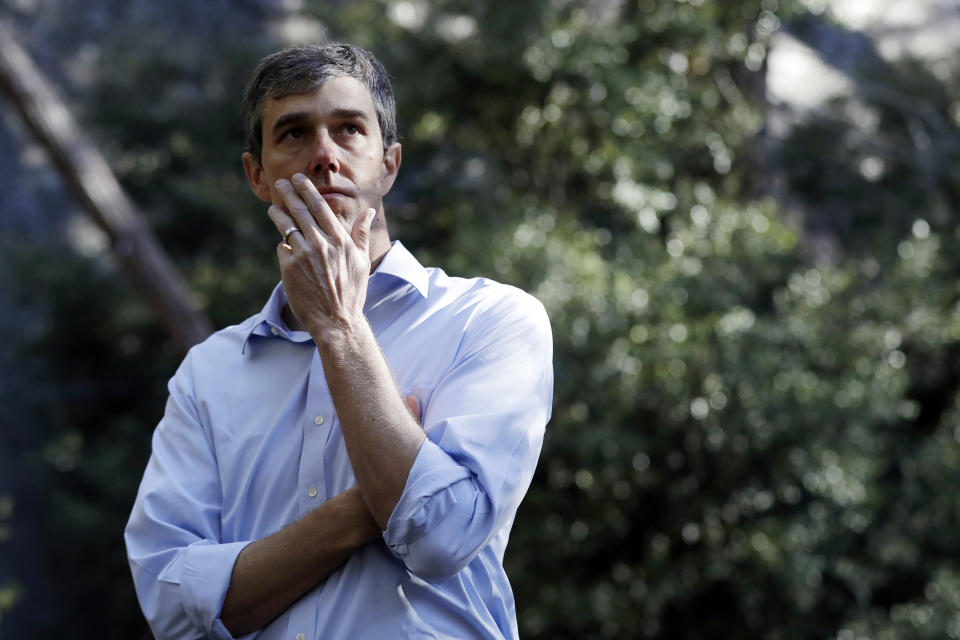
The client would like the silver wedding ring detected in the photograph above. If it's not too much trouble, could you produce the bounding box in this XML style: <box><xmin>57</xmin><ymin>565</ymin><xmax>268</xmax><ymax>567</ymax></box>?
<box><xmin>281</xmin><ymin>225</ymin><xmax>300</xmax><ymax>243</ymax></box>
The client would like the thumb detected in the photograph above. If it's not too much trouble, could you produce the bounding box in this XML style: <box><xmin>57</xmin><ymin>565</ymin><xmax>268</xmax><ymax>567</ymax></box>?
<box><xmin>352</xmin><ymin>207</ymin><xmax>376</xmax><ymax>251</ymax></box>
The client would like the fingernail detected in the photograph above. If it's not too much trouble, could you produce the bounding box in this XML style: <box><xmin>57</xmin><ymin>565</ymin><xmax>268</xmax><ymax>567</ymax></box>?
<box><xmin>274</xmin><ymin>178</ymin><xmax>287</xmax><ymax>188</ymax></box>
<box><xmin>292</xmin><ymin>173</ymin><xmax>306</xmax><ymax>184</ymax></box>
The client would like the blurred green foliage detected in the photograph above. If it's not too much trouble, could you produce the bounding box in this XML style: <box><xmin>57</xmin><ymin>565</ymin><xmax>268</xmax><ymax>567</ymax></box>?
<box><xmin>3</xmin><ymin>0</ymin><xmax>960</xmax><ymax>638</ymax></box>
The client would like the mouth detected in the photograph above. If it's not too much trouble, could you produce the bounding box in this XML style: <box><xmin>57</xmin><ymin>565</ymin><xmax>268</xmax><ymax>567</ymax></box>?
<box><xmin>317</xmin><ymin>188</ymin><xmax>352</xmax><ymax>200</ymax></box>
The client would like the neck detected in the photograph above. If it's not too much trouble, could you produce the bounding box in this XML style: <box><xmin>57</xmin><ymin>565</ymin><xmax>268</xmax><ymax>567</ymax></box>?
<box><xmin>368</xmin><ymin>224</ymin><xmax>392</xmax><ymax>273</ymax></box>
<box><xmin>368</xmin><ymin>207</ymin><xmax>392</xmax><ymax>271</ymax></box>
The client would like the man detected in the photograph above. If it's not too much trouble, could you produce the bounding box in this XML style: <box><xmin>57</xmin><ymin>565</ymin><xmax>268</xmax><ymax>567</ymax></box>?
<box><xmin>124</xmin><ymin>42</ymin><xmax>553</xmax><ymax>639</ymax></box>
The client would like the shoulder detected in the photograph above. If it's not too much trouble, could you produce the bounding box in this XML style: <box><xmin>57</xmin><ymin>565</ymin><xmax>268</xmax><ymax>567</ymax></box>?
<box><xmin>429</xmin><ymin>267</ymin><xmax>548</xmax><ymax>318</ymax></box>
<box><xmin>424</xmin><ymin>268</ymin><xmax>552</xmax><ymax>351</ymax></box>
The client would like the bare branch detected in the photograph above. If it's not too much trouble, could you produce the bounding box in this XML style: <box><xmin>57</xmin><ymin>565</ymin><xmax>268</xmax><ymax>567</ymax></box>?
<box><xmin>0</xmin><ymin>20</ymin><xmax>212</xmax><ymax>352</ymax></box>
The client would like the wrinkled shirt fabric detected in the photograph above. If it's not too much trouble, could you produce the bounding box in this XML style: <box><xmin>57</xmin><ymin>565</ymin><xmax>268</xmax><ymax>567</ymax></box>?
<box><xmin>124</xmin><ymin>241</ymin><xmax>553</xmax><ymax>640</ymax></box>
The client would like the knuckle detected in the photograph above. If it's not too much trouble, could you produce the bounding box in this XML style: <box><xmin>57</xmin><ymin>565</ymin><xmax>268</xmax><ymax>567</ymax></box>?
<box><xmin>304</xmin><ymin>229</ymin><xmax>322</xmax><ymax>248</ymax></box>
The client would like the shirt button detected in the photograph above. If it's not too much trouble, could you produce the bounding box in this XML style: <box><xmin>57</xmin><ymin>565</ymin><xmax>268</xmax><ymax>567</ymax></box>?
<box><xmin>296</xmin><ymin>634</ymin><xmax>306</xmax><ymax>640</ymax></box>
<box><xmin>314</xmin><ymin>415</ymin><xmax>325</xmax><ymax>426</ymax></box>
<box><xmin>307</xmin><ymin>487</ymin><xmax>318</xmax><ymax>498</ymax></box>
<box><xmin>270</xmin><ymin>326</ymin><xmax>279</xmax><ymax>336</ymax></box>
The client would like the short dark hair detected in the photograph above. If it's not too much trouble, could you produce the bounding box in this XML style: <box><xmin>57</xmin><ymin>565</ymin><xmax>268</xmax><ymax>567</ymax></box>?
<box><xmin>241</xmin><ymin>42</ymin><xmax>398</xmax><ymax>162</ymax></box>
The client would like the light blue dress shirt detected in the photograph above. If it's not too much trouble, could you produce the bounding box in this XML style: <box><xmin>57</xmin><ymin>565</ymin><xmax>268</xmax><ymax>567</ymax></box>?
<box><xmin>124</xmin><ymin>241</ymin><xmax>553</xmax><ymax>640</ymax></box>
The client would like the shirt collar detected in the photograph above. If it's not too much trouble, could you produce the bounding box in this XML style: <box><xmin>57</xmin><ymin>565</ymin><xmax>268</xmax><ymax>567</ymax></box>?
<box><xmin>240</xmin><ymin>240</ymin><xmax>428</xmax><ymax>354</ymax></box>
<box><xmin>371</xmin><ymin>240</ymin><xmax>429</xmax><ymax>299</ymax></box>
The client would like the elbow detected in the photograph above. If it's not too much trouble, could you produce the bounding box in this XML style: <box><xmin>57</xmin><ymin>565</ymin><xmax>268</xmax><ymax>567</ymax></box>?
<box><xmin>391</xmin><ymin>497</ymin><xmax>498</xmax><ymax>583</ymax></box>
<box><xmin>400</xmin><ymin>540</ymin><xmax>477</xmax><ymax>583</ymax></box>
<box><xmin>386</xmin><ymin>465</ymin><xmax>507</xmax><ymax>582</ymax></box>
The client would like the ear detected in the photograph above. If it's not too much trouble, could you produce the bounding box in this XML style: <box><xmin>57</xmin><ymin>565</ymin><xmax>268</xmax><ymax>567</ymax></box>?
<box><xmin>242</xmin><ymin>152</ymin><xmax>272</xmax><ymax>203</ymax></box>
<box><xmin>379</xmin><ymin>142</ymin><xmax>402</xmax><ymax>197</ymax></box>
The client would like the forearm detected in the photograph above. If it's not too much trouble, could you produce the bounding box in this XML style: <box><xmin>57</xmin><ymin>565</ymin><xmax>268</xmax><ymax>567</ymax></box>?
<box><xmin>220</xmin><ymin>487</ymin><xmax>379</xmax><ymax>635</ymax></box>
<box><xmin>316</xmin><ymin>320</ymin><xmax>426</xmax><ymax>530</ymax></box>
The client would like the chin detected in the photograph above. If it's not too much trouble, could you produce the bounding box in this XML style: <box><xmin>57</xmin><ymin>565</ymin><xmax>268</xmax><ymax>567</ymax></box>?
<box><xmin>323</xmin><ymin>198</ymin><xmax>355</xmax><ymax>218</ymax></box>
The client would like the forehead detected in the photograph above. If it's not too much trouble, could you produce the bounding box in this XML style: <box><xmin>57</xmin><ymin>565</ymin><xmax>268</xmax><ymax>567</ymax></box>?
<box><xmin>262</xmin><ymin>75</ymin><xmax>378</xmax><ymax>127</ymax></box>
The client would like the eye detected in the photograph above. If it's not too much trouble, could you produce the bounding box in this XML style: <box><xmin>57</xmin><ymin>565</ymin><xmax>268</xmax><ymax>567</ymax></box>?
<box><xmin>341</xmin><ymin>123</ymin><xmax>361</xmax><ymax>136</ymax></box>
<box><xmin>282</xmin><ymin>126</ymin><xmax>305</xmax><ymax>141</ymax></box>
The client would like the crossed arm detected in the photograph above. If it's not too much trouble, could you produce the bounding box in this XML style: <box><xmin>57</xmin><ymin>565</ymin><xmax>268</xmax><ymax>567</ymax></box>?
<box><xmin>220</xmin><ymin>398</ymin><xmax>422</xmax><ymax>635</ymax></box>
<box><xmin>221</xmin><ymin>175</ymin><xmax>425</xmax><ymax>634</ymax></box>
<box><xmin>219</xmin><ymin>487</ymin><xmax>377</xmax><ymax>633</ymax></box>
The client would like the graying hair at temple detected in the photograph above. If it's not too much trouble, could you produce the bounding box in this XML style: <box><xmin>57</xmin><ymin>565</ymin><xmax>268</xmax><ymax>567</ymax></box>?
<box><xmin>241</xmin><ymin>42</ymin><xmax>399</xmax><ymax>162</ymax></box>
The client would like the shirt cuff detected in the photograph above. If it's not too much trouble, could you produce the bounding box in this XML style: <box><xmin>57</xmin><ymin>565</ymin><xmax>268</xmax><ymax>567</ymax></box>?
<box><xmin>384</xmin><ymin>439</ymin><xmax>472</xmax><ymax>550</ymax></box>
<box><xmin>179</xmin><ymin>539</ymin><xmax>253</xmax><ymax>639</ymax></box>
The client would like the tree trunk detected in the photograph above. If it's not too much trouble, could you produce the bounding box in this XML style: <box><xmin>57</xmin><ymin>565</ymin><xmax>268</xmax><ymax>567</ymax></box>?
<box><xmin>0</xmin><ymin>20</ymin><xmax>212</xmax><ymax>352</ymax></box>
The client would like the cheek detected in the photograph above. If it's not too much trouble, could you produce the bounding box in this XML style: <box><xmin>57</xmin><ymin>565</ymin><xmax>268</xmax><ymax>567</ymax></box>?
<box><xmin>266</xmin><ymin>184</ymin><xmax>284</xmax><ymax>205</ymax></box>
<box><xmin>365</xmin><ymin>152</ymin><xmax>384</xmax><ymax>178</ymax></box>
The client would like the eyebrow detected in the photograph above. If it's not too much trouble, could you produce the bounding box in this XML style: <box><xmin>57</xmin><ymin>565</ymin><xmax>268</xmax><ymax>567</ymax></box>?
<box><xmin>330</xmin><ymin>108</ymin><xmax>370</xmax><ymax>121</ymax></box>
<box><xmin>270</xmin><ymin>109</ymin><xmax>371</xmax><ymax>136</ymax></box>
<box><xmin>271</xmin><ymin>111</ymin><xmax>309</xmax><ymax>136</ymax></box>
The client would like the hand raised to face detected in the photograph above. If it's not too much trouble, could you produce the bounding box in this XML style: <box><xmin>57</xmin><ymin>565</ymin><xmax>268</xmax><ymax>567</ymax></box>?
<box><xmin>266</xmin><ymin>172</ymin><xmax>376</xmax><ymax>344</ymax></box>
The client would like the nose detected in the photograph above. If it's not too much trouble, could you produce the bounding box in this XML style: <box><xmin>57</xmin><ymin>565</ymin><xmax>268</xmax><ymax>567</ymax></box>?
<box><xmin>310</xmin><ymin>129</ymin><xmax>340</xmax><ymax>175</ymax></box>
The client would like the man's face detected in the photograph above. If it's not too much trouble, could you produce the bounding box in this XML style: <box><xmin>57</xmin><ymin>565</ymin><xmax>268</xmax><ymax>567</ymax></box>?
<box><xmin>242</xmin><ymin>76</ymin><xmax>400</xmax><ymax>227</ymax></box>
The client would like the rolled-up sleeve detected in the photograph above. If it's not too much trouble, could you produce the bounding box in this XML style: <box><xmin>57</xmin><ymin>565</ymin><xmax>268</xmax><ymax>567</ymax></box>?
<box><xmin>124</xmin><ymin>353</ymin><xmax>254</xmax><ymax>640</ymax></box>
<box><xmin>384</xmin><ymin>289</ymin><xmax>553</xmax><ymax>581</ymax></box>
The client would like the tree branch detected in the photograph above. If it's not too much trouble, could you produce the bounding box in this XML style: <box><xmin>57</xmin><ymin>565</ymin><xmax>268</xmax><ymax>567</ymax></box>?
<box><xmin>0</xmin><ymin>20</ymin><xmax>212</xmax><ymax>352</ymax></box>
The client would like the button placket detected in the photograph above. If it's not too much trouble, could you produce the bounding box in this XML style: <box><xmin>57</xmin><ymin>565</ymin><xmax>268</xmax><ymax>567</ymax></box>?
<box><xmin>298</xmin><ymin>351</ymin><xmax>333</xmax><ymax>510</ymax></box>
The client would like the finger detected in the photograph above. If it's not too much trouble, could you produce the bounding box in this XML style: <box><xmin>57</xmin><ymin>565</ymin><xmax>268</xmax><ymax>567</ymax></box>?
<box><xmin>267</xmin><ymin>204</ymin><xmax>303</xmax><ymax>250</ymax></box>
<box><xmin>290</xmin><ymin>173</ymin><xmax>345</xmax><ymax>240</ymax></box>
<box><xmin>404</xmin><ymin>395</ymin><xmax>422</xmax><ymax>425</ymax></box>
<box><xmin>352</xmin><ymin>208</ymin><xmax>376</xmax><ymax>255</ymax></box>
<box><xmin>274</xmin><ymin>178</ymin><xmax>322</xmax><ymax>242</ymax></box>
<box><xmin>267</xmin><ymin>207</ymin><xmax>302</xmax><ymax>269</ymax></box>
